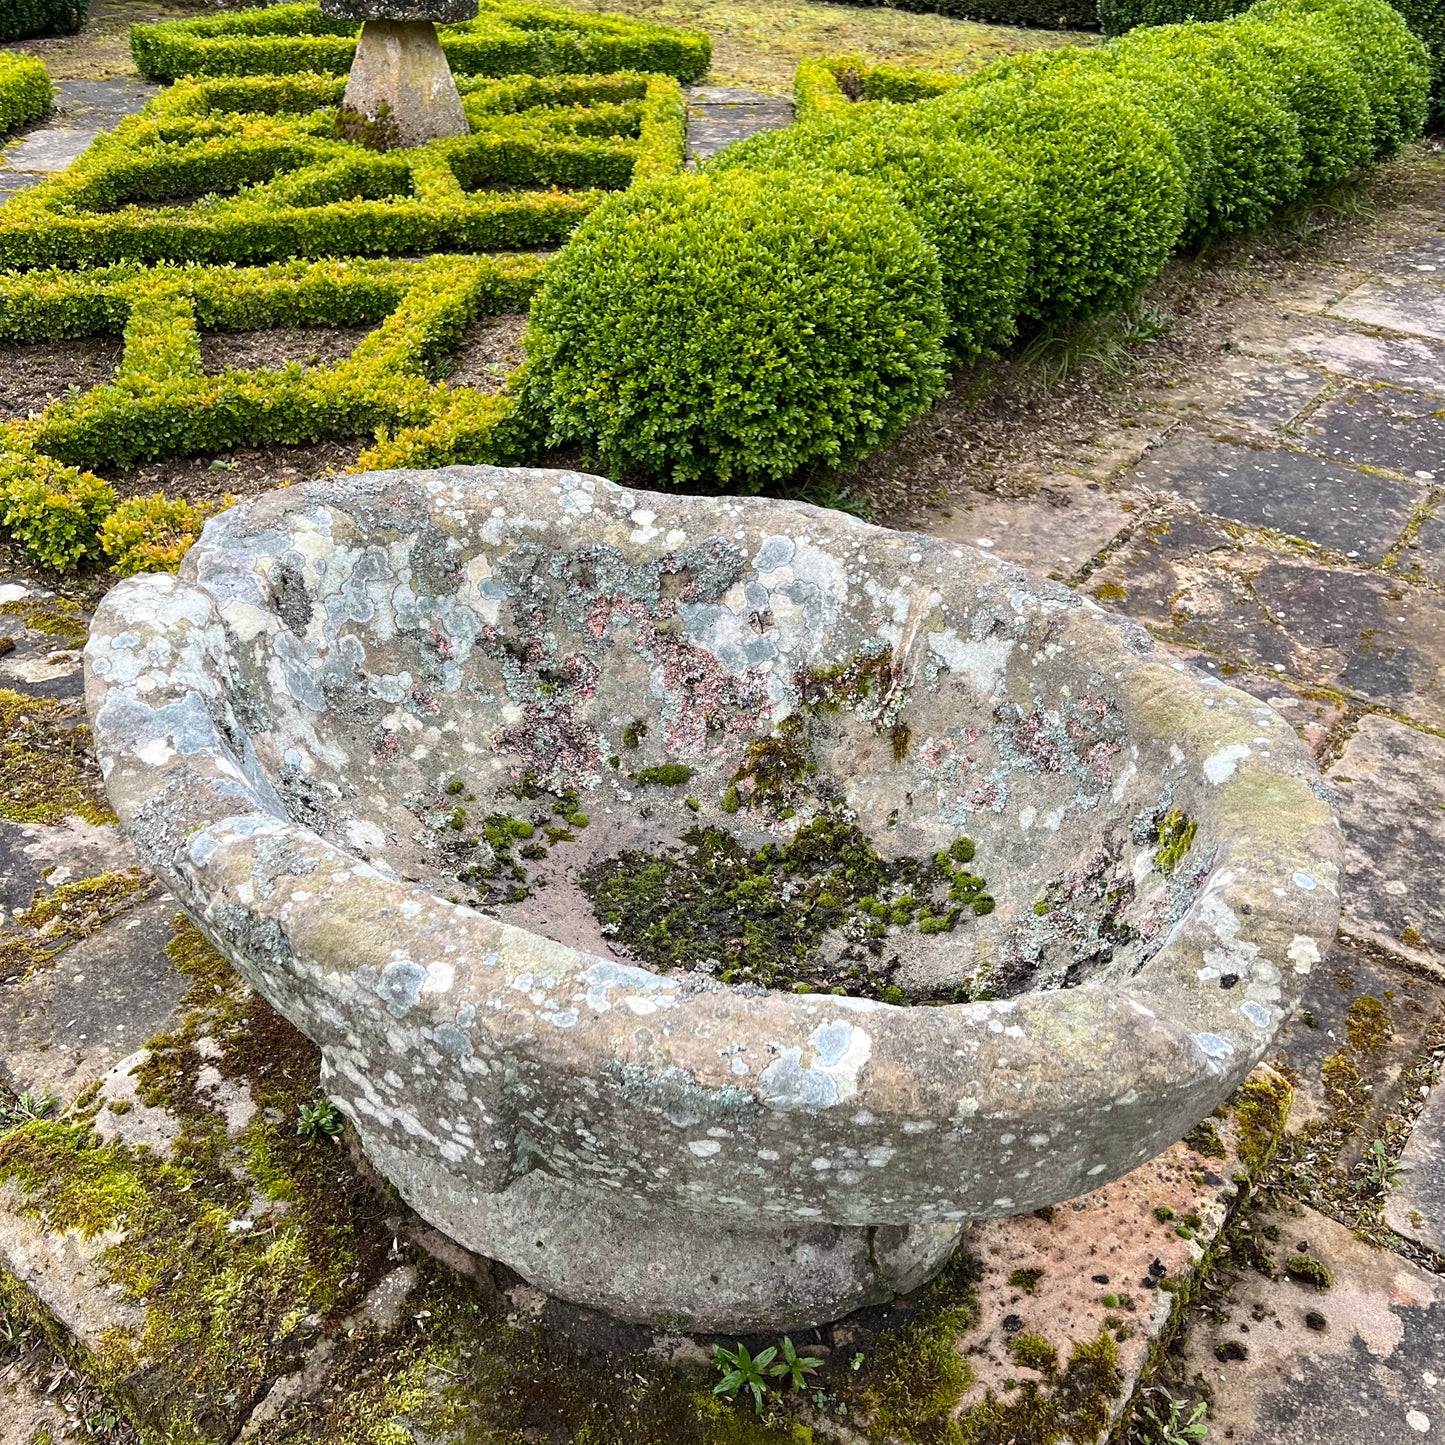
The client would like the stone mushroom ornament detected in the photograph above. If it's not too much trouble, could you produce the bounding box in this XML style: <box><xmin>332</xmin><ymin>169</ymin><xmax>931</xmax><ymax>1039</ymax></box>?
<box><xmin>325</xmin><ymin>0</ymin><xmax>472</xmax><ymax>149</ymax></box>
<box><xmin>84</xmin><ymin>467</ymin><xmax>1341</xmax><ymax>1333</ymax></box>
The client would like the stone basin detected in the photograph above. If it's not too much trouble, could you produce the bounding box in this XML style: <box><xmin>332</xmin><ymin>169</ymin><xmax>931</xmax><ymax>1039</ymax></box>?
<box><xmin>84</xmin><ymin>467</ymin><xmax>1340</xmax><ymax>1332</ymax></box>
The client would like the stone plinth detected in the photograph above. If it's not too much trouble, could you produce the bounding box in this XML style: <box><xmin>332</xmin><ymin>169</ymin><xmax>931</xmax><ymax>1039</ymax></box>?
<box><xmin>333</xmin><ymin>19</ymin><xmax>469</xmax><ymax>150</ymax></box>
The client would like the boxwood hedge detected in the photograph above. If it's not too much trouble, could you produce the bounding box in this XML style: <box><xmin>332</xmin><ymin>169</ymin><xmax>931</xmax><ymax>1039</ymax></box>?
<box><xmin>1100</xmin><ymin>0</ymin><xmax>1442</xmax><ymax>130</ymax></box>
<box><xmin>520</xmin><ymin>168</ymin><xmax>949</xmax><ymax>486</ymax></box>
<box><xmin>0</xmin><ymin>53</ymin><xmax>50</xmax><ymax>136</ymax></box>
<box><xmin>523</xmin><ymin>0</ymin><xmax>1429</xmax><ymax>488</ymax></box>
<box><xmin>0</xmin><ymin>0</ymin><xmax>84</xmax><ymax>42</ymax></box>
<box><xmin>130</xmin><ymin>1</ymin><xmax>710</xmax><ymax>83</ymax></box>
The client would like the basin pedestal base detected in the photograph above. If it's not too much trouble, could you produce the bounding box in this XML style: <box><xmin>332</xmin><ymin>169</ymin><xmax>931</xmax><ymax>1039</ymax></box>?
<box><xmin>335</xmin><ymin>19</ymin><xmax>469</xmax><ymax>149</ymax></box>
<box><xmin>365</xmin><ymin>1131</ymin><xmax>964</xmax><ymax>1333</ymax></box>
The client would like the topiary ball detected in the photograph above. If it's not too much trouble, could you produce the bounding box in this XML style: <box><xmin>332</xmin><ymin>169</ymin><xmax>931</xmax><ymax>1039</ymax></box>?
<box><xmin>925</xmin><ymin>58</ymin><xmax>1188</xmax><ymax>323</ymax></box>
<box><xmin>520</xmin><ymin>168</ymin><xmax>948</xmax><ymax>489</ymax></box>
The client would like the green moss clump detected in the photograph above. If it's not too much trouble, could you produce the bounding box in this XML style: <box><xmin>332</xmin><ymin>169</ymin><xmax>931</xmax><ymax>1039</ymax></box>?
<box><xmin>0</xmin><ymin>597</ymin><xmax>88</xmax><ymax>647</ymax></box>
<box><xmin>1230</xmin><ymin>1069</ymin><xmax>1292</xmax><ymax>1178</ymax></box>
<box><xmin>1284</xmin><ymin>1254</ymin><xmax>1333</xmax><ymax>1289</ymax></box>
<box><xmin>622</xmin><ymin>720</ymin><xmax>648</xmax><ymax>749</ymax></box>
<box><xmin>580</xmin><ymin>811</ymin><xmax>993</xmax><ymax>996</ymax></box>
<box><xmin>1183</xmin><ymin>1118</ymin><xmax>1226</xmax><ymax>1160</ymax></box>
<box><xmin>0</xmin><ymin>689</ymin><xmax>115</xmax><ymax>827</ymax></box>
<box><xmin>1154</xmin><ymin>807</ymin><xmax>1197</xmax><ymax>875</ymax></box>
<box><xmin>1007</xmin><ymin>1332</ymin><xmax>1059</xmax><ymax>1374</ymax></box>
<box><xmin>0</xmin><ymin>867</ymin><xmax>152</xmax><ymax>982</ymax></box>
<box><xmin>1007</xmin><ymin>1266</ymin><xmax>1045</xmax><ymax>1294</ymax></box>
<box><xmin>1344</xmin><ymin>995</ymin><xmax>1391</xmax><ymax>1054</ymax></box>
<box><xmin>635</xmin><ymin>763</ymin><xmax>694</xmax><ymax>787</ymax></box>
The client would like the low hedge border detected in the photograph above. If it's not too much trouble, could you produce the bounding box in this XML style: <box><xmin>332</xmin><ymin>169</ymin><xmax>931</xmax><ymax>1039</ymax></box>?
<box><xmin>0</xmin><ymin>54</ymin><xmax>50</xmax><ymax>136</ymax></box>
<box><xmin>522</xmin><ymin>0</ymin><xmax>1430</xmax><ymax>487</ymax></box>
<box><xmin>1100</xmin><ymin>0</ymin><xmax>1444</xmax><ymax>128</ymax></box>
<box><xmin>129</xmin><ymin>1</ymin><xmax>710</xmax><ymax>83</ymax></box>
<box><xmin>0</xmin><ymin>0</ymin><xmax>84</xmax><ymax>43</ymax></box>
<box><xmin>0</xmin><ymin>69</ymin><xmax>686</xmax><ymax>269</ymax></box>
<box><xmin>0</xmin><ymin>256</ymin><xmax>543</xmax><ymax>572</ymax></box>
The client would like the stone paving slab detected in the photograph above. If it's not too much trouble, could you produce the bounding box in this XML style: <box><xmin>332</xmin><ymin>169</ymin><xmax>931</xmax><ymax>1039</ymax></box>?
<box><xmin>928</xmin><ymin>474</ymin><xmax>1134</xmax><ymax>581</ymax></box>
<box><xmin>0</xmin><ymin>1373</ymin><xmax>68</xmax><ymax>1445</ymax></box>
<box><xmin>1327</xmin><ymin>714</ymin><xmax>1445</xmax><ymax>963</ymax></box>
<box><xmin>1288</xmin><ymin>328</ymin><xmax>1445</xmax><ymax>397</ymax></box>
<box><xmin>1155</xmin><ymin>357</ymin><xmax>1329</xmax><ymax>434</ymax></box>
<box><xmin>1387</xmin><ymin>1085</ymin><xmax>1445</xmax><ymax>1257</ymax></box>
<box><xmin>685</xmin><ymin>85</ymin><xmax>793</xmax><ymax>165</ymax></box>
<box><xmin>1330</xmin><ymin>275</ymin><xmax>1445</xmax><ymax>343</ymax></box>
<box><xmin>1175</xmin><ymin>1198</ymin><xmax>1443</xmax><ymax>1444</ymax></box>
<box><xmin>51</xmin><ymin>76</ymin><xmax>156</xmax><ymax>124</ymax></box>
<box><xmin>1091</xmin><ymin>528</ymin><xmax>1445</xmax><ymax>728</ymax></box>
<box><xmin>1271</xmin><ymin>942</ymin><xmax>1443</xmax><ymax>1163</ymax></box>
<box><xmin>1298</xmin><ymin>387</ymin><xmax>1445</xmax><ymax>482</ymax></box>
<box><xmin>1124</xmin><ymin>433</ymin><xmax>1424</xmax><ymax>561</ymax></box>
<box><xmin>2</xmin><ymin>128</ymin><xmax>100</xmax><ymax>172</ymax></box>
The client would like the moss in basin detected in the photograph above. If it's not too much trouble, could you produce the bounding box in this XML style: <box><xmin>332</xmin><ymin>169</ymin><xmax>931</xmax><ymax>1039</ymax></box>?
<box><xmin>0</xmin><ymin>688</ymin><xmax>115</xmax><ymax>826</ymax></box>
<box><xmin>579</xmin><ymin>811</ymin><xmax>992</xmax><ymax>997</ymax></box>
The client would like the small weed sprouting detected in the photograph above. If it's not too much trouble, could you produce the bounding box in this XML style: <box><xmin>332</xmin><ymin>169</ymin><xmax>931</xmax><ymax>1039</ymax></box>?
<box><xmin>0</xmin><ymin>1088</ymin><xmax>57</xmax><ymax>1135</ymax></box>
<box><xmin>712</xmin><ymin>1342</ymin><xmax>776</xmax><ymax>1414</ymax></box>
<box><xmin>1139</xmin><ymin>1396</ymin><xmax>1208</xmax><ymax>1444</ymax></box>
<box><xmin>770</xmin><ymin>1335</ymin><xmax>824</xmax><ymax>1391</ymax></box>
<box><xmin>296</xmin><ymin>1098</ymin><xmax>343</xmax><ymax>1142</ymax></box>
<box><xmin>1366</xmin><ymin>1137</ymin><xmax>1401</xmax><ymax>1190</ymax></box>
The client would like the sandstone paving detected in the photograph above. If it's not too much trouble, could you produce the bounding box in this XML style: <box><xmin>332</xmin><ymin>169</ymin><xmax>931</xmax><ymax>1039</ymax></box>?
<box><xmin>1329</xmin><ymin>274</ymin><xmax>1445</xmax><ymax>343</ymax></box>
<box><xmin>1124</xmin><ymin>433</ymin><xmax>1425</xmax><ymax>560</ymax></box>
<box><xmin>685</xmin><ymin>86</ymin><xmax>792</xmax><ymax>165</ymax></box>
<box><xmin>1388</xmin><ymin>1083</ymin><xmax>1445</xmax><ymax>1258</ymax></box>
<box><xmin>1327</xmin><ymin>715</ymin><xmax>1445</xmax><ymax>963</ymax></box>
<box><xmin>1298</xmin><ymin>387</ymin><xmax>1445</xmax><ymax>482</ymax></box>
<box><xmin>1172</xmin><ymin>1198</ymin><xmax>1443</xmax><ymax>1445</ymax></box>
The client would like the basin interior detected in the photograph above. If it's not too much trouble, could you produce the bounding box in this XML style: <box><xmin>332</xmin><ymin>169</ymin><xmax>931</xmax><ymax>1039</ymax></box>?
<box><xmin>218</xmin><ymin>481</ymin><xmax>1224</xmax><ymax>1005</ymax></box>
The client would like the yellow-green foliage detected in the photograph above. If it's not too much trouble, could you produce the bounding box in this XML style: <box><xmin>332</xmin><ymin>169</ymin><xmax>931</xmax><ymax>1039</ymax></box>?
<box><xmin>99</xmin><ymin>493</ymin><xmax>226</xmax><ymax>577</ymax></box>
<box><xmin>1154</xmin><ymin>807</ymin><xmax>1197</xmax><ymax>874</ymax></box>
<box><xmin>0</xmin><ymin>54</ymin><xmax>51</xmax><ymax>135</ymax></box>
<box><xmin>0</xmin><ymin>688</ymin><xmax>115</xmax><ymax>826</ymax></box>
<box><xmin>129</xmin><ymin>1</ymin><xmax>710</xmax><ymax>84</ymax></box>
<box><xmin>0</xmin><ymin>70</ymin><xmax>686</xmax><ymax>270</ymax></box>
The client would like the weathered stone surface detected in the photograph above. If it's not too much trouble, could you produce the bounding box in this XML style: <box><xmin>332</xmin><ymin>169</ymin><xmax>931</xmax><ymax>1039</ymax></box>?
<box><xmin>1299</xmin><ymin>387</ymin><xmax>1445</xmax><ymax>481</ymax></box>
<box><xmin>336</xmin><ymin>20</ymin><xmax>469</xmax><ymax>149</ymax></box>
<box><xmin>52</xmin><ymin>77</ymin><xmax>157</xmax><ymax>125</ymax></box>
<box><xmin>1330</xmin><ymin>275</ymin><xmax>1445</xmax><ymax>343</ymax></box>
<box><xmin>1157</xmin><ymin>358</ymin><xmax>1329</xmax><ymax>433</ymax></box>
<box><xmin>1092</xmin><ymin>531</ymin><xmax>1445</xmax><ymax>728</ymax></box>
<box><xmin>321</xmin><ymin>0</ymin><xmax>477</xmax><ymax>21</ymax></box>
<box><xmin>83</xmin><ymin>467</ymin><xmax>1339</xmax><ymax>1330</ymax></box>
<box><xmin>1</xmin><ymin>128</ymin><xmax>99</xmax><ymax>172</ymax></box>
<box><xmin>0</xmin><ymin>896</ymin><xmax>189</xmax><ymax>1103</ymax></box>
<box><xmin>1125</xmin><ymin>433</ymin><xmax>1422</xmax><ymax>560</ymax></box>
<box><xmin>0</xmin><ymin>1374</ymin><xmax>67</xmax><ymax>1445</ymax></box>
<box><xmin>686</xmin><ymin>88</ymin><xmax>794</xmax><ymax>165</ymax></box>
<box><xmin>1271</xmin><ymin>944</ymin><xmax>1441</xmax><ymax>1153</ymax></box>
<box><xmin>1387</xmin><ymin>1085</ymin><xmax>1445</xmax><ymax>1256</ymax></box>
<box><xmin>1175</xmin><ymin>1198</ymin><xmax>1444</xmax><ymax>1443</ymax></box>
<box><xmin>1288</xmin><ymin>327</ymin><xmax>1445</xmax><ymax>397</ymax></box>
<box><xmin>1327</xmin><ymin>715</ymin><xmax>1445</xmax><ymax>960</ymax></box>
<box><xmin>929</xmin><ymin>476</ymin><xmax>1134</xmax><ymax>582</ymax></box>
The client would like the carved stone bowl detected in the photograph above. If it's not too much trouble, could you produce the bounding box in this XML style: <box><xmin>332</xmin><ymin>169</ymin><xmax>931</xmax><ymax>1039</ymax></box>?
<box><xmin>84</xmin><ymin>467</ymin><xmax>1339</xmax><ymax>1331</ymax></box>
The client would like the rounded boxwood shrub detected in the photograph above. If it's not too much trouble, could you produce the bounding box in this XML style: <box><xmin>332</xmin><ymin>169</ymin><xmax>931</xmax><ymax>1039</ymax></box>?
<box><xmin>924</xmin><ymin>58</ymin><xmax>1188</xmax><ymax>322</ymax></box>
<box><xmin>521</xmin><ymin>168</ymin><xmax>948</xmax><ymax>488</ymax></box>
<box><xmin>1111</xmin><ymin>25</ymin><xmax>1307</xmax><ymax>233</ymax></box>
<box><xmin>713</xmin><ymin>114</ymin><xmax>1032</xmax><ymax>358</ymax></box>
<box><xmin>1223</xmin><ymin>15</ymin><xmax>1374</xmax><ymax>188</ymax></box>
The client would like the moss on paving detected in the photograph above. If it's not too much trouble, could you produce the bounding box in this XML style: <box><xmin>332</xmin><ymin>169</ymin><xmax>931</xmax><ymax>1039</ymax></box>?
<box><xmin>0</xmin><ymin>688</ymin><xmax>115</xmax><ymax>826</ymax></box>
<box><xmin>0</xmin><ymin>866</ymin><xmax>152</xmax><ymax>983</ymax></box>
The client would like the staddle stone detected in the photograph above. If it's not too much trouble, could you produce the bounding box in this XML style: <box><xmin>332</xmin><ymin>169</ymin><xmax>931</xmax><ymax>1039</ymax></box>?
<box><xmin>334</xmin><ymin>18</ymin><xmax>470</xmax><ymax>150</ymax></box>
